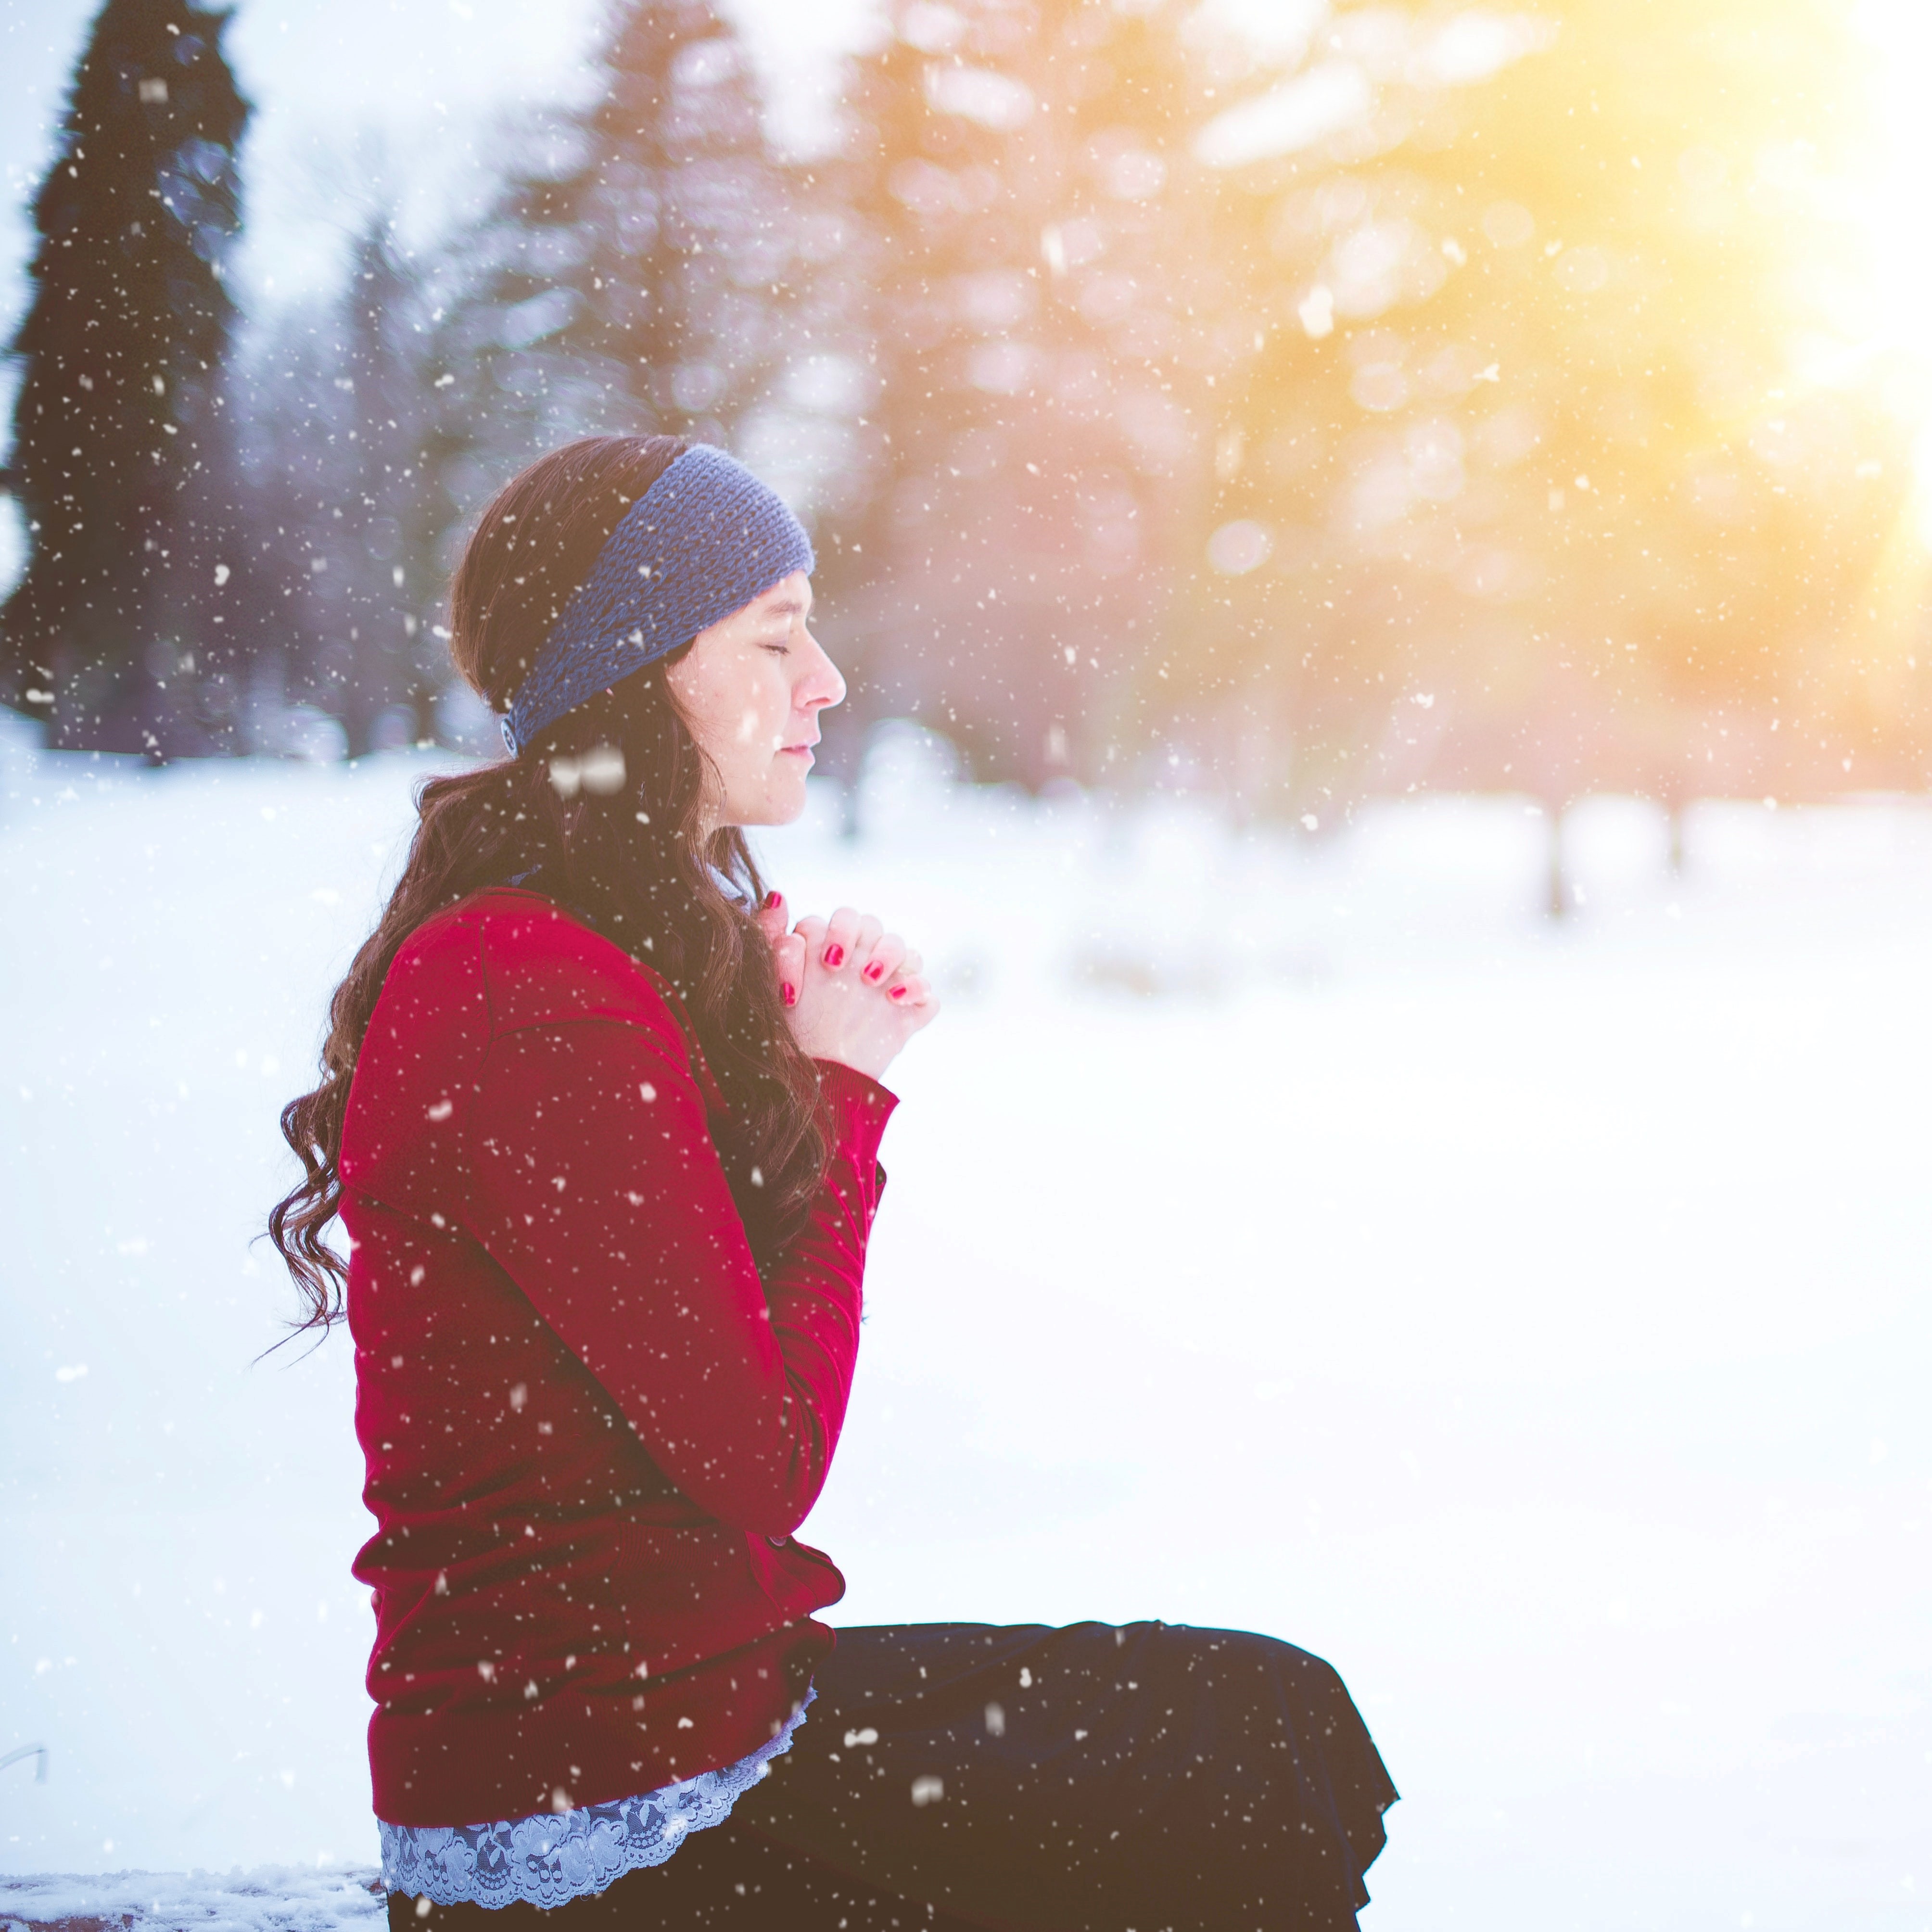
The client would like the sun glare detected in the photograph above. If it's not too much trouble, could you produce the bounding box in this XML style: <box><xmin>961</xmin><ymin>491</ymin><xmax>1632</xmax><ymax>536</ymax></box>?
<box><xmin>1847</xmin><ymin>0</ymin><xmax>1932</xmax><ymax>538</ymax></box>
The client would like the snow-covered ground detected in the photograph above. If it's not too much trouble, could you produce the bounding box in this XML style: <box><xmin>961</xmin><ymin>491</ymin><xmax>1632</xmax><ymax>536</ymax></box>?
<box><xmin>3</xmin><ymin>719</ymin><xmax>1929</xmax><ymax>1932</ymax></box>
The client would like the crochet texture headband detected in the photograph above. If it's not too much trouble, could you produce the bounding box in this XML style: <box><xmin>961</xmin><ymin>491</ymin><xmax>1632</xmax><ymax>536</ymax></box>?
<box><xmin>499</xmin><ymin>444</ymin><xmax>815</xmax><ymax>758</ymax></box>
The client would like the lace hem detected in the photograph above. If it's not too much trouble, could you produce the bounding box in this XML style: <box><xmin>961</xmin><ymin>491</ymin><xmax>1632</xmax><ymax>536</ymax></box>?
<box><xmin>379</xmin><ymin>1690</ymin><xmax>814</xmax><ymax>1910</ymax></box>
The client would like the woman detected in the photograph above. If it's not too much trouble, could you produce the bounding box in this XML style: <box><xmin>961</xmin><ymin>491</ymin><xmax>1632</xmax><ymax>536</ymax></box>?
<box><xmin>272</xmin><ymin>434</ymin><xmax>1396</xmax><ymax>1930</ymax></box>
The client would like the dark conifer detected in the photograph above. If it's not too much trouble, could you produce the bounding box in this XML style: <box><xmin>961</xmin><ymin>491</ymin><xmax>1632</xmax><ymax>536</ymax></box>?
<box><xmin>0</xmin><ymin>0</ymin><xmax>249</xmax><ymax>754</ymax></box>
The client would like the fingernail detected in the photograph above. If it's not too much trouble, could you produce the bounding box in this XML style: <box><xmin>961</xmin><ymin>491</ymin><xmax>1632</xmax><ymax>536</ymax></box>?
<box><xmin>763</xmin><ymin>890</ymin><xmax>782</xmax><ymax>911</ymax></box>
<box><xmin>889</xmin><ymin>985</ymin><xmax>907</xmax><ymax>1001</ymax></box>
<box><xmin>863</xmin><ymin>962</ymin><xmax>884</xmax><ymax>982</ymax></box>
<box><xmin>781</xmin><ymin>982</ymin><xmax>796</xmax><ymax>1007</ymax></box>
<box><xmin>824</xmin><ymin>944</ymin><xmax>845</xmax><ymax>968</ymax></box>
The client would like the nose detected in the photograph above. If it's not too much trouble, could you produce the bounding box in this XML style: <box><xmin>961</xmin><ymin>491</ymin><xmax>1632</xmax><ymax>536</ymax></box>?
<box><xmin>796</xmin><ymin>624</ymin><xmax>846</xmax><ymax>715</ymax></box>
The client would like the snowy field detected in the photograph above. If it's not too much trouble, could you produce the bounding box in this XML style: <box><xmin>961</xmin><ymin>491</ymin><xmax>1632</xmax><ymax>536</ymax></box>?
<box><xmin>3</xmin><ymin>717</ymin><xmax>1930</xmax><ymax>1932</ymax></box>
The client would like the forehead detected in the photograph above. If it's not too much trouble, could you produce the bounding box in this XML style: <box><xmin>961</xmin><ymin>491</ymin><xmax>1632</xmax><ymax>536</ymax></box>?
<box><xmin>749</xmin><ymin>570</ymin><xmax>813</xmax><ymax>617</ymax></box>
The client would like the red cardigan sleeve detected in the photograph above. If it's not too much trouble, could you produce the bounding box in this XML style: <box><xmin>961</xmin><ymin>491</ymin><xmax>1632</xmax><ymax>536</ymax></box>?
<box><xmin>461</xmin><ymin>1013</ymin><xmax>894</xmax><ymax>1538</ymax></box>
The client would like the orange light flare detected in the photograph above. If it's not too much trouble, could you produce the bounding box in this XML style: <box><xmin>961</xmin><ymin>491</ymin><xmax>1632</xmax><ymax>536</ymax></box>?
<box><xmin>1786</xmin><ymin>0</ymin><xmax>1932</xmax><ymax>704</ymax></box>
<box><xmin>1839</xmin><ymin>3</ymin><xmax>1932</xmax><ymax>393</ymax></box>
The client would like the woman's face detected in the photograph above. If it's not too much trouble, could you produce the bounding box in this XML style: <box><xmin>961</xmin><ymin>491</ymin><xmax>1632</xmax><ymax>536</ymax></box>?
<box><xmin>665</xmin><ymin>570</ymin><xmax>845</xmax><ymax>829</ymax></box>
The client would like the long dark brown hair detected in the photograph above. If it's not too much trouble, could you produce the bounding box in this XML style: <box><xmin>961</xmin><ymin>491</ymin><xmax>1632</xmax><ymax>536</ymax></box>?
<box><xmin>269</xmin><ymin>433</ymin><xmax>827</xmax><ymax>1333</ymax></box>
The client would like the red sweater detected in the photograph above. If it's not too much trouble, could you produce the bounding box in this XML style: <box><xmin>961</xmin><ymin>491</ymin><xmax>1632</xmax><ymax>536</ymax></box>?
<box><xmin>338</xmin><ymin>887</ymin><xmax>894</xmax><ymax>1827</ymax></box>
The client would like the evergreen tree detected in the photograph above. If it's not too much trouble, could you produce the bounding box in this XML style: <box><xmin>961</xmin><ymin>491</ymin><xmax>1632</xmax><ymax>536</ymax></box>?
<box><xmin>232</xmin><ymin>223</ymin><xmax>461</xmax><ymax>756</ymax></box>
<box><xmin>304</xmin><ymin>221</ymin><xmax>452</xmax><ymax>751</ymax></box>
<box><xmin>0</xmin><ymin>0</ymin><xmax>248</xmax><ymax>753</ymax></box>
<box><xmin>432</xmin><ymin>0</ymin><xmax>787</xmax><ymax>506</ymax></box>
<box><xmin>222</xmin><ymin>313</ymin><xmax>339</xmax><ymax>754</ymax></box>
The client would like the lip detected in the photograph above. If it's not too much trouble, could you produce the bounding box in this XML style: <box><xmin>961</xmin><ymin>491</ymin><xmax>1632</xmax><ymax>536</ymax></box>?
<box><xmin>779</xmin><ymin>745</ymin><xmax>815</xmax><ymax>763</ymax></box>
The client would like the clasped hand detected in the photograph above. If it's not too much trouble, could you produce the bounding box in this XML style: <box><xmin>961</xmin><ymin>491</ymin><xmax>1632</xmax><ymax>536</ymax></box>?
<box><xmin>755</xmin><ymin>895</ymin><xmax>939</xmax><ymax>1083</ymax></box>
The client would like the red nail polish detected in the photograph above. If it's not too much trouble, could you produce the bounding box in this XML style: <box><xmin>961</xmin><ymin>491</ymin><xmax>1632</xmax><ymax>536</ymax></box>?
<box><xmin>889</xmin><ymin>984</ymin><xmax>907</xmax><ymax>1001</ymax></box>
<box><xmin>824</xmin><ymin>944</ymin><xmax>844</xmax><ymax>968</ymax></box>
<box><xmin>864</xmin><ymin>962</ymin><xmax>884</xmax><ymax>982</ymax></box>
<box><xmin>763</xmin><ymin>890</ymin><xmax>782</xmax><ymax>911</ymax></box>
<box><xmin>781</xmin><ymin>982</ymin><xmax>796</xmax><ymax>1006</ymax></box>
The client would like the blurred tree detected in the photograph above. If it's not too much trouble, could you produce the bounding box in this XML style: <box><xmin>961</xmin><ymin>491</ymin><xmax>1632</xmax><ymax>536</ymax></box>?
<box><xmin>222</xmin><ymin>313</ymin><xmax>339</xmax><ymax>755</ymax></box>
<box><xmin>1163</xmin><ymin>2</ymin><xmax>1508</xmax><ymax>819</ymax></box>
<box><xmin>810</xmin><ymin>0</ymin><xmax>1551</xmax><ymax>798</ymax></box>
<box><xmin>229</xmin><ymin>221</ymin><xmax>464</xmax><ymax>758</ymax></box>
<box><xmin>1197</xmin><ymin>0</ymin><xmax>1909</xmax><ymax>822</ymax></box>
<box><xmin>810</xmin><ymin>0</ymin><xmax>1917</xmax><ymax>830</ymax></box>
<box><xmin>812</xmin><ymin>0</ymin><xmax>1229</xmax><ymax>788</ymax></box>
<box><xmin>0</xmin><ymin>0</ymin><xmax>249</xmax><ymax>754</ymax></box>
<box><xmin>430</xmin><ymin>0</ymin><xmax>788</xmax><ymax>522</ymax></box>
<box><xmin>1420</xmin><ymin>0</ymin><xmax>1907</xmax><ymax>809</ymax></box>
<box><xmin>300</xmin><ymin>221</ymin><xmax>453</xmax><ymax>753</ymax></box>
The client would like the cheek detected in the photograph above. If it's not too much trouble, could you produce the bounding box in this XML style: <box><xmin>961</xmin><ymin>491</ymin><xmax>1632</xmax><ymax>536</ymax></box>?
<box><xmin>694</xmin><ymin>693</ymin><xmax>783</xmax><ymax>785</ymax></box>
<box><xmin>682</xmin><ymin>665</ymin><xmax>763</xmax><ymax>753</ymax></box>
<box><xmin>737</xmin><ymin>676</ymin><xmax>793</xmax><ymax>749</ymax></box>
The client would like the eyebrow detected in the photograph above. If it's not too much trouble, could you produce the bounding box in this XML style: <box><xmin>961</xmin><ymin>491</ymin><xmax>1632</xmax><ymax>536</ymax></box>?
<box><xmin>758</xmin><ymin>594</ymin><xmax>812</xmax><ymax>620</ymax></box>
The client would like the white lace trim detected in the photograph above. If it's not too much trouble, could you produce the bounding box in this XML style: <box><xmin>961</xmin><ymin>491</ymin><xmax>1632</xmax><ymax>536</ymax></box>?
<box><xmin>379</xmin><ymin>1690</ymin><xmax>814</xmax><ymax>1910</ymax></box>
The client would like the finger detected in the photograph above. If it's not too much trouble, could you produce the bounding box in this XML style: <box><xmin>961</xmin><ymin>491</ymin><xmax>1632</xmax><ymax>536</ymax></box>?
<box><xmin>791</xmin><ymin>913</ymin><xmax>828</xmax><ymax>955</ymax></box>
<box><xmin>860</xmin><ymin>934</ymin><xmax>907</xmax><ymax>986</ymax></box>
<box><xmin>753</xmin><ymin>890</ymin><xmax>789</xmax><ymax>951</ymax></box>
<box><xmin>852</xmin><ymin>913</ymin><xmax>884</xmax><ymax>966</ymax></box>
<box><xmin>770</xmin><ymin>930</ymin><xmax>806</xmax><ymax>1009</ymax></box>
<box><xmin>886</xmin><ymin>972</ymin><xmax>934</xmax><ymax>1008</ymax></box>
<box><xmin>820</xmin><ymin>905</ymin><xmax>862</xmax><ymax>971</ymax></box>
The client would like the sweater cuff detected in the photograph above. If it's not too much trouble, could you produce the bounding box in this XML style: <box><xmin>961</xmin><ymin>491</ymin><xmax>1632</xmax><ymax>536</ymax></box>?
<box><xmin>813</xmin><ymin>1059</ymin><xmax>898</xmax><ymax>1169</ymax></box>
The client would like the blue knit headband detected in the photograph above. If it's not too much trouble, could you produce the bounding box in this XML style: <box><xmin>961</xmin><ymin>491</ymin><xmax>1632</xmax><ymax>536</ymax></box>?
<box><xmin>499</xmin><ymin>444</ymin><xmax>815</xmax><ymax>758</ymax></box>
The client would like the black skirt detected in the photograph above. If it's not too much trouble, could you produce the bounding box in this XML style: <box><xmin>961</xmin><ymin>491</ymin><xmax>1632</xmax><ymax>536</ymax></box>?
<box><xmin>390</xmin><ymin>1620</ymin><xmax>1397</xmax><ymax>1931</ymax></box>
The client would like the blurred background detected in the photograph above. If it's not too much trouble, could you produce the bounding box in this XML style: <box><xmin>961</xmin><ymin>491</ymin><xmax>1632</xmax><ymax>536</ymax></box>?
<box><xmin>3</xmin><ymin>1</ymin><xmax>1931</xmax><ymax>1928</ymax></box>
<box><xmin>11</xmin><ymin>0</ymin><xmax>1932</xmax><ymax>820</ymax></box>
